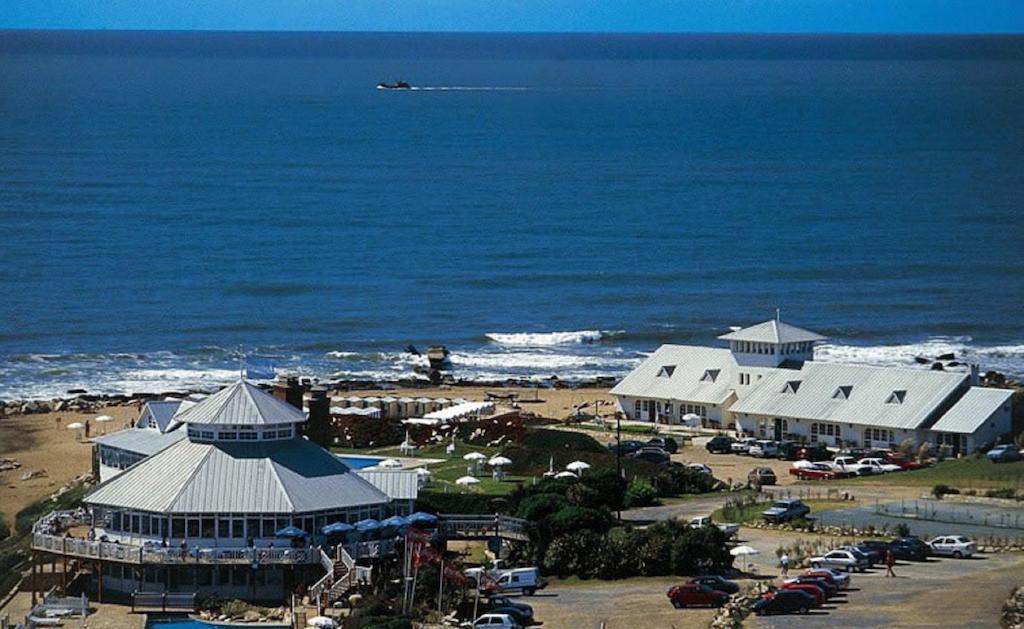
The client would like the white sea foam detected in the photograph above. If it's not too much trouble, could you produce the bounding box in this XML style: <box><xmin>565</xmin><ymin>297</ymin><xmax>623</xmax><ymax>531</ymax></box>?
<box><xmin>485</xmin><ymin>330</ymin><xmax>619</xmax><ymax>347</ymax></box>
<box><xmin>816</xmin><ymin>337</ymin><xmax>1024</xmax><ymax>375</ymax></box>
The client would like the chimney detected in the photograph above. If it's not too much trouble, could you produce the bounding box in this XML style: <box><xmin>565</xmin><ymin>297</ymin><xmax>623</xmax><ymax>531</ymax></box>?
<box><xmin>970</xmin><ymin>364</ymin><xmax>980</xmax><ymax>387</ymax></box>
<box><xmin>273</xmin><ymin>376</ymin><xmax>304</xmax><ymax>410</ymax></box>
<box><xmin>305</xmin><ymin>386</ymin><xmax>332</xmax><ymax>448</ymax></box>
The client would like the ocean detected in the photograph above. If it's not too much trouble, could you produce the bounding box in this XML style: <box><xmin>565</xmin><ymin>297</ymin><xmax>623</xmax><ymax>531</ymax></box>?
<box><xmin>1</xmin><ymin>32</ymin><xmax>1022</xmax><ymax>399</ymax></box>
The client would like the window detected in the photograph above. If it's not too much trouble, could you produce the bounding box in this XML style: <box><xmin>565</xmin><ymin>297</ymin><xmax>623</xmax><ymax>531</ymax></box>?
<box><xmin>833</xmin><ymin>386</ymin><xmax>853</xmax><ymax>400</ymax></box>
<box><xmin>886</xmin><ymin>390</ymin><xmax>907</xmax><ymax>404</ymax></box>
<box><xmin>218</xmin><ymin>431</ymin><xmax>237</xmax><ymax>440</ymax></box>
<box><xmin>238</xmin><ymin>431</ymin><xmax>257</xmax><ymax>440</ymax></box>
<box><xmin>657</xmin><ymin>365</ymin><xmax>676</xmax><ymax>378</ymax></box>
<box><xmin>782</xmin><ymin>380</ymin><xmax>801</xmax><ymax>394</ymax></box>
<box><xmin>232</xmin><ymin>519</ymin><xmax>245</xmax><ymax>538</ymax></box>
<box><xmin>172</xmin><ymin>517</ymin><xmax>185</xmax><ymax>538</ymax></box>
<box><xmin>187</xmin><ymin>519</ymin><xmax>200</xmax><ymax>538</ymax></box>
<box><xmin>664</xmin><ymin>402</ymin><xmax>673</xmax><ymax>415</ymax></box>
<box><xmin>634</xmin><ymin>400</ymin><xmax>641</xmax><ymax>417</ymax></box>
<box><xmin>218</xmin><ymin>519</ymin><xmax>230</xmax><ymax>538</ymax></box>
<box><xmin>701</xmin><ymin>369</ymin><xmax>720</xmax><ymax>383</ymax></box>
<box><xmin>739</xmin><ymin>373</ymin><xmax>750</xmax><ymax>385</ymax></box>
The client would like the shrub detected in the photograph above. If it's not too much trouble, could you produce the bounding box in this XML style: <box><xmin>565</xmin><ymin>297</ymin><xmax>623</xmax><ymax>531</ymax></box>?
<box><xmin>650</xmin><ymin>465</ymin><xmax>716</xmax><ymax>496</ymax></box>
<box><xmin>623</xmin><ymin>478</ymin><xmax>657</xmax><ymax>508</ymax></box>
<box><xmin>895</xmin><ymin>522</ymin><xmax>911</xmax><ymax>538</ymax></box>
<box><xmin>984</xmin><ymin>488</ymin><xmax>1017</xmax><ymax>500</ymax></box>
<box><xmin>917</xmin><ymin>442</ymin><xmax>932</xmax><ymax>464</ymax></box>
<box><xmin>516</xmin><ymin>493</ymin><xmax>568</xmax><ymax>522</ymax></box>
<box><xmin>932</xmin><ymin>484</ymin><xmax>960</xmax><ymax>499</ymax></box>
<box><xmin>546</xmin><ymin>506</ymin><xmax>611</xmax><ymax>536</ymax></box>
<box><xmin>0</xmin><ymin>518</ymin><xmax>9</xmax><ymax>543</ymax></box>
<box><xmin>542</xmin><ymin>531</ymin><xmax>605</xmax><ymax>578</ymax></box>
<box><xmin>899</xmin><ymin>438</ymin><xmax>916</xmax><ymax>457</ymax></box>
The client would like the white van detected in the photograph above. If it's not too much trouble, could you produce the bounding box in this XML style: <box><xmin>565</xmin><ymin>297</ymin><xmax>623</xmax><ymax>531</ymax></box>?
<box><xmin>478</xmin><ymin>567</ymin><xmax>543</xmax><ymax>596</ymax></box>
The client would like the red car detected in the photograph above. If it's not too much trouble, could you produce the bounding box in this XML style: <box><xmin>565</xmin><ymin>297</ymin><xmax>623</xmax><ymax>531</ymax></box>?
<box><xmin>667</xmin><ymin>583</ymin><xmax>730</xmax><ymax>608</ymax></box>
<box><xmin>790</xmin><ymin>463</ymin><xmax>854</xmax><ymax>480</ymax></box>
<box><xmin>780</xmin><ymin>582</ymin><xmax>825</xmax><ymax>605</ymax></box>
<box><xmin>885</xmin><ymin>453</ymin><xmax>924</xmax><ymax>470</ymax></box>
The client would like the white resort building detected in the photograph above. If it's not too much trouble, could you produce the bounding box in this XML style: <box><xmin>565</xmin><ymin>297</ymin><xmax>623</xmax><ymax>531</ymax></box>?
<box><xmin>33</xmin><ymin>380</ymin><xmax>406</xmax><ymax>602</ymax></box>
<box><xmin>612</xmin><ymin>318</ymin><xmax>1014</xmax><ymax>453</ymax></box>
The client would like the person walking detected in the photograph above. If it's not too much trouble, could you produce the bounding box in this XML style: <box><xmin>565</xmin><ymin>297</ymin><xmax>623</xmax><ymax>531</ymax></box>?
<box><xmin>885</xmin><ymin>549</ymin><xmax>896</xmax><ymax>577</ymax></box>
<box><xmin>780</xmin><ymin>552</ymin><xmax>790</xmax><ymax>577</ymax></box>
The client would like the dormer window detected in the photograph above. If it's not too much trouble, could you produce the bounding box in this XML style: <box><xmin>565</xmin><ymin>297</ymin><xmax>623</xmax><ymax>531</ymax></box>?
<box><xmin>782</xmin><ymin>380</ymin><xmax>801</xmax><ymax>394</ymax></box>
<box><xmin>886</xmin><ymin>390</ymin><xmax>907</xmax><ymax>404</ymax></box>
<box><xmin>700</xmin><ymin>369</ymin><xmax>720</xmax><ymax>383</ymax></box>
<box><xmin>833</xmin><ymin>386</ymin><xmax>853</xmax><ymax>400</ymax></box>
<box><xmin>657</xmin><ymin>365</ymin><xmax>676</xmax><ymax>378</ymax></box>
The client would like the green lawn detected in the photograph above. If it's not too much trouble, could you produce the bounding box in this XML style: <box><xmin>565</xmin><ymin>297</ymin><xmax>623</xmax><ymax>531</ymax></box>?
<box><xmin>849</xmin><ymin>456</ymin><xmax>1024</xmax><ymax>490</ymax></box>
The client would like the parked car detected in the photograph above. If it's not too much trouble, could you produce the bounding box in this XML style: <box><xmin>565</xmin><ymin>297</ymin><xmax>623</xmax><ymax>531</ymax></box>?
<box><xmin>795</xmin><ymin>444</ymin><xmax>832</xmax><ymax>462</ymax></box>
<box><xmin>647</xmin><ymin>436</ymin><xmax>679</xmax><ymax>454</ymax></box>
<box><xmin>885</xmin><ymin>452</ymin><xmax>925</xmax><ymax>470</ymax></box>
<box><xmin>473</xmin><ymin>613</ymin><xmax>520</xmax><ymax>628</ymax></box>
<box><xmin>690</xmin><ymin>575</ymin><xmax>740</xmax><ymax>595</ymax></box>
<box><xmin>607</xmin><ymin>440</ymin><xmax>646</xmax><ymax>456</ymax></box>
<box><xmin>686</xmin><ymin>463</ymin><xmax>713</xmax><ymax>475</ymax></box>
<box><xmin>705</xmin><ymin>436</ymin><xmax>735</xmax><ymax>454</ymax></box>
<box><xmin>986</xmin><ymin>444</ymin><xmax>1022</xmax><ymax>463</ymax></box>
<box><xmin>785</xmin><ymin>576</ymin><xmax>837</xmax><ymax>598</ymax></box>
<box><xmin>838</xmin><ymin>545</ymin><xmax>877</xmax><ymax>567</ymax></box>
<box><xmin>857</xmin><ymin>458</ymin><xmax>903</xmax><ymax>474</ymax></box>
<box><xmin>748</xmin><ymin>467</ymin><xmax>777</xmax><ymax>487</ymax></box>
<box><xmin>790</xmin><ymin>462</ymin><xmax>854</xmax><ymax>480</ymax></box>
<box><xmin>731</xmin><ymin>437</ymin><xmax>758</xmax><ymax>455</ymax></box>
<box><xmin>762</xmin><ymin>499</ymin><xmax>810</xmax><ymax>523</ymax></box>
<box><xmin>831</xmin><ymin>456</ymin><xmax>874</xmax><ymax>476</ymax></box>
<box><xmin>888</xmin><ymin>537</ymin><xmax>932</xmax><ymax>561</ymax></box>
<box><xmin>478</xmin><ymin>568</ymin><xmax>544</xmax><ymax>596</ymax></box>
<box><xmin>752</xmin><ymin>590</ymin><xmax>815</xmax><ymax>616</ymax></box>
<box><xmin>688</xmin><ymin>516</ymin><xmax>739</xmax><ymax>538</ymax></box>
<box><xmin>809</xmin><ymin>549</ymin><xmax>869</xmax><ymax>572</ymax></box>
<box><xmin>780</xmin><ymin>582</ymin><xmax>825</xmax><ymax>605</ymax></box>
<box><xmin>749</xmin><ymin>440</ymin><xmax>779</xmax><ymax>458</ymax></box>
<box><xmin>484</xmin><ymin>596</ymin><xmax>533</xmax><ymax>626</ymax></box>
<box><xmin>803</xmin><ymin>568</ymin><xmax>851</xmax><ymax>589</ymax></box>
<box><xmin>667</xmin><ymin>583</ymin><xmax>730</xmax><ymax>608</ymax></box>
<box><xmin>842</xmin><ymin>543</ymin><xmax>882</xmax><ymax>565</ymax></box>
<box><xmin>929</xmin><ymin>535</ymin><xmax>977</xmax><ymax>558</ymax></box>
<box><xmin>630</xmin><ymin>447</ymin><xmax>671</xmax><ymax>465</ymax></box>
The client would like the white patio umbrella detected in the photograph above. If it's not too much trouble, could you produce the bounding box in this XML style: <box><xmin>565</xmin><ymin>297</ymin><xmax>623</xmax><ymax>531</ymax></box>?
<box><xmin>682</xmin><ymin>413</ymin><xmax>702</xmax><ymax>427</ymax></box>
<box><xmin>95</xmin><ymin>414</ymin><xmax>114</xmax><ymax>434</ymax></box>
<box><xmin>554</xmin><ymin>470</ymin><xmax>578</xmax><ymax>479</ymax></box>
<box><xmin>463</xmin><ymin>451</ymin><xmax>486</xmax><ymax>473</ymax></box>
<box><xmin>378</xmin><ymin>458</ymin><xmax>402</xmax><ymax>469</ymax></box>
<box><xmin>455</xmin><ymin>475</ymin><xmax>480</xmax><ymax>486</ymax></box>
<box><xmin>66</xmin><ymin>422</ymin><xmax>85</xmax><ymax>430</ymax></box>
<box><xmin>307</xmin><ymin>616</ymin><xmax>338</xmax><ymax>629</ymax></box>
<box><xmin>566</xmin><ymin>460</ymin><xmax>591</xmax><ymax>474</ymax></box>
<box><xmin>729</xmin><ymin>545</ymin><xmax>760</xmax><ymax>571</ymax></box>
<box><xmin>488</xmin><ymin>456</ymin><xmax>512</xmax><ymax>467</ymax></box>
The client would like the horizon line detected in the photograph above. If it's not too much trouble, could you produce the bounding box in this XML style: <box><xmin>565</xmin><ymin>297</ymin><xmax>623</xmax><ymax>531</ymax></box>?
<box><xmin>3</xmin><ymin>28</ymin><xmax>1024</xmax><ymax>37</ymax></box>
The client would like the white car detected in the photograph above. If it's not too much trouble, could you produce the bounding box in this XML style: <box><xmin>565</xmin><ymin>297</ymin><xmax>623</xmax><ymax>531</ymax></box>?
<box><xmin>809</xmin><ymin>549</ymin><xmax>869</xmax><ymax>572</ymax></box>
<box><xmin>929</xmin><ymin>535</ymin><xmax>977</xmax><ymax>558</ymax></box>
<box><xmin>749</xmin><ymin>440</ymin><xmax>779</xmax><ymax>458</ymax></box>
<box><xmin>731</xmin><ymin>438</ymin><xmax>758</xmax><ymax>455</ymax></box>
<box><xmin>857</xmin><ymin>458</ymin><xmax>902</xmax><ymax>473</ymax></box>
<box><xmin>687</xmin><ymin>463</ymin><xmax>713</xmax><ymax>475</ymax></box>
<box><xmin>473</xmin><ymin>613</ymin><xmax>520</xmax><ymax>628</ymax></box>
<box><xmin>831</xmin><ymin>456</ymin><xmax>873</xmax><ymax>476</ymax></box>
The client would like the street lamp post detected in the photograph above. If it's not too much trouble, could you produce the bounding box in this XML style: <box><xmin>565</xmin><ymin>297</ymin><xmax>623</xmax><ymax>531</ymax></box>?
<box><xmin>615</xmin><ymin>412</ymin><xmax>622</xmax><ymax>522</ymax></box>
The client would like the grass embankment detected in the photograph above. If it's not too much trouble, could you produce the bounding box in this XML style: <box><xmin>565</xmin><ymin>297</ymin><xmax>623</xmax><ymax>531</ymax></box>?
<box><xmin>712</xmin><ymin>499</ymin><xmax>856</xmax><ymax>525</ymax></box>
<box><xmin>0</xmin><ymin>483</ymin><xmax>90</xmax><ymax>598</ymax></box>
<box><xmin>850</xmin><ymin>457</ymin><xmax>1024</xmax><ymax>491</ymax></box>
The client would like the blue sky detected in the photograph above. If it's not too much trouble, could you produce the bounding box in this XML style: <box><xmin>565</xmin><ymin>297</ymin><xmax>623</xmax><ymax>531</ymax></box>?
<box><xmin>2</xmin><ymin>0</ymin><xmax>1022</xmax><ymax>33</ymax></box>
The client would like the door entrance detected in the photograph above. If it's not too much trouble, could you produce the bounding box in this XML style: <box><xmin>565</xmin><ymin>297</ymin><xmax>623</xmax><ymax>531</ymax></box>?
<box><xmin>773</xmin><ymin>418</ymin><xmax>783</xmax><ymax>441</ymax></box>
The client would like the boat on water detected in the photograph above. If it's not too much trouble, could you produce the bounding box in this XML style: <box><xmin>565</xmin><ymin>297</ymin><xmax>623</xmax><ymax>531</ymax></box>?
<box><xmin>376</xmin><ymin>80</ymin><xmax>411</xmax><ymax>90</ymax></box>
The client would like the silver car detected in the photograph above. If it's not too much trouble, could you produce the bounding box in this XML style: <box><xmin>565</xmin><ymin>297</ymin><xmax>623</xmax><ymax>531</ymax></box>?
<box><xmin>929</xmin><ymin>535</ymin><xmax>976</xmax><ymax>558</ymax></box>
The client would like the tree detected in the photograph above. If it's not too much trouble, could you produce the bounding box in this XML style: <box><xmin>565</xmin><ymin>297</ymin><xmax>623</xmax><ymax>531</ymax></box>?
<box><xmin>546</xmin><ymin>506</ymin><xmax>612</xmax><ymax>536</ymax></box>
<box><xmin>516</xmin><ymin>493</ymin><xmax>568</xmax><ymax>522</ymax></box>
<box><xmin>624</xmin><ymin>478</ymin><xmax>657</xmax><ymax>508</ymax></box>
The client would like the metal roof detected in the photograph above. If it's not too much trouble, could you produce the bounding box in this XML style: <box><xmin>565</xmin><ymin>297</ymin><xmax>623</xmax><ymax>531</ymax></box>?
<box><xmin>174</xmin><ymin>380</ymin><xmax>307</xmax><ymax>427</ymax></box>
<box><xmin>930</xmin><ymin>387</ymin><xmax>1014</xmax><ymax>434</ymax></box>
<box><xmin>729</xmin><ymin>362</ymin><xmax>968</xmax><ymax>430</ymax></box>
<box><xmin>355</xmin><ymin>470</ymin><xmax>420</xmax><ymax>501</ymax></box>
<box><xmin>92</xmin><ymin>426</ymin><xmax>187</xmax><ymax>456</ymax></box>
<box><xmin>85</xmin><ymin>437</ymin><xmax>389</xmax><ymax>514</ymax></box>
<box><xmin>138</xmin><ymin>400</ymin><xmax>183</xmax><ymax>433</ymax></box>
<box><xmin>718</xmin><ymin>320</ymin><xmax>827</xmax><ymax>344</ymax></box>
<box><xmin>609</xmin><ymin>345</ymin><xmax>739</xmax><ymax>405</ymax></box>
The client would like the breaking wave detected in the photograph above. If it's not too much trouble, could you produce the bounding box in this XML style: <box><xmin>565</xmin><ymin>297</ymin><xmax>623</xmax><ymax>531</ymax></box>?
<box><xmin>485</xmin><ymin>330</ymin><xmax>622</xmax><ymax>347</ymax></box>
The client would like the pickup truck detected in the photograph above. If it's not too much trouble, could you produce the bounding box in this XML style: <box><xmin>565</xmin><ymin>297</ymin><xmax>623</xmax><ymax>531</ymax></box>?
<box><xmin>830</xmin><ymin>456</ymin><xmax>873</xmax><ymax>476</ymax></box>
<box><xmin>762</xmin><ymin>499</ymin><xmax>811</xmax><ymax>524</ymax></box>
<box><xmin>689</xmin><ymin>516</ymin><xmax>740</xmax><ymax>538</ymax></box>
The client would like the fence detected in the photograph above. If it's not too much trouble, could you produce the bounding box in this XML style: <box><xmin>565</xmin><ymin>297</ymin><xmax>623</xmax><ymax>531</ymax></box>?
<box><xmin>874</xmin><ymin>499</ymin><xmax>1024</xmax><ymax>531</ymax></box>
<box><xmin>130</xmin><ymin>591</ymin><xmax>196</xmax><ymax>613</ymax></box>
<box><xmin>32</xmin><ymin>532</ymin><xmax>317</xmax><ymax>565</ymax></box>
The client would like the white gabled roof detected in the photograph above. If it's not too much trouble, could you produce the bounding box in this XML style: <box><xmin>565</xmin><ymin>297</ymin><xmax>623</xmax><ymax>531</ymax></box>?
<box><xmin>718</xmin><ymin>319</ymin><xmax>826</xmax><ymax>344</ymax></box>
<box><xmin>174</xmin><ymin>380</ymin><xmax>306</xmax><ymax>427</ymax></box>
<box><xmin>930</xmin><ymin>387</ymin><xmax>1014</xmax><ymax>434</ymax></box>
<box><xmin>730</xmin><ymin>362</ymin><xmax>968</xmax><ymax>430</ymax></box>
<box><xmin>609</xmin><ymin>345</ymin><xmax>738</xmax><ymax>405</ymax></box>
<box><xmin>356</xmin><ymin>469</ymin><xmax>420</xmax><ymax>501</ymax></box>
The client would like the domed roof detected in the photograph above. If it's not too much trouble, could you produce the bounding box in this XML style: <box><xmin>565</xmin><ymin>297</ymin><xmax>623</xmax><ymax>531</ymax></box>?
<box><xmin>174</xmin><ymin>380</ymin><xmax>306</xmax><ymax>427</ymax></box>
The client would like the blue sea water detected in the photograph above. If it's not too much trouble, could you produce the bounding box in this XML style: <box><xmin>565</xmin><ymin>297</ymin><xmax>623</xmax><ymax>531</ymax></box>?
<box><xmin>1</xmin><ymin>32</ymin><xmax>1022</xmax><ymax>398</ymax></box>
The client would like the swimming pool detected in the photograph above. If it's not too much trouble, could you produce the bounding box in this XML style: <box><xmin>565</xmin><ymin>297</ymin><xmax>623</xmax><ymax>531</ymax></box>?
<box><xmin>146</xmin><ymin>616</ymin><xmax>288</xmax><ymax>628</ymax></box>
<box><xmin>337</xmin><ymin>454</ymin><xmax>383</xmax><ymax>469</ymax></box>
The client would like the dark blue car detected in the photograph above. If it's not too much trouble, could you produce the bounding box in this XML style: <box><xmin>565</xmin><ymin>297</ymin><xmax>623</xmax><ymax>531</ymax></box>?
<box><xmin>753</xmin><ymin>590</ymin><xmax>816</xmax><ymax>616</ymax></box>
